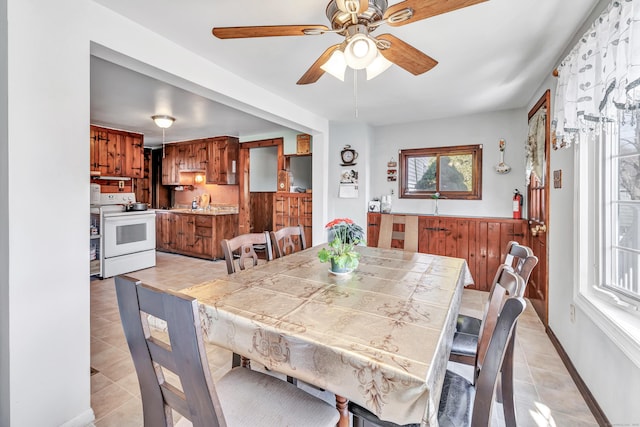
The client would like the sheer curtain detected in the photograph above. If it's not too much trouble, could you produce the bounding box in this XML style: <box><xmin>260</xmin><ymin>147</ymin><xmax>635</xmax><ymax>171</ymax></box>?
<box><xmin>553</xmin><ymin>0</ymin><xmax>640</xmax><ymax>148</ymax></box>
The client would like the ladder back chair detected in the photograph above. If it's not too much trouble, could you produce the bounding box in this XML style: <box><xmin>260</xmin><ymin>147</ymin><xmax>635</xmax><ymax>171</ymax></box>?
<box><xmin>114</xmin><ymin>275</ymin><xmax>339</xmax><ymax>427</ymax></box>
<box><xmin>349</xmin><ymin>297</ymin><xmax>527</xmax><ymax>427</ymax></box>
<box><xmin>221</xmin><ymin>232</ymin><xmax>273</xmax><ymax>368</ymax></box>
<box><xmin>377</xmin><ymin>214</ymin><xmax>419</xmax><ymax>252</ymax></box>
<box><xmin>220</xmin><ymin>231</ymin><xmax>272</xmax><ymax>275</ymax></box>
<box><xmin>270</xmin><ymin>225</ymin><xmax>307</xmax><ymax>258</ymax></box>
<box><xmin>456</xmin><ymin>241</ymin><xmax>538</xmax><ymax>338</ymax></box>
<box><xmin>449</xmin><ymin>266</ymin><xmax>526</xmax><ymax>427</ymax></box>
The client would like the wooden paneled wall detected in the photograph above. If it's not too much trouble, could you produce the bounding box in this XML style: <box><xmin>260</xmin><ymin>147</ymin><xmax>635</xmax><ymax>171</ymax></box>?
<box><xmin>250</xmin><ymin>192</ymin><xmax>275</xmax><ymax>233</ymax></box>
<box><xmin>367</xmin><ymin>213</ymin><xmax>529</xmax><ymax>292</ymax></box>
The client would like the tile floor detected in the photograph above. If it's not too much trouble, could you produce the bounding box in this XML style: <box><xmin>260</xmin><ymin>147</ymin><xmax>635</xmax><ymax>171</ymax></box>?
<box><xmin>90</xmin><ymin>252</ymin><xmax>599</xmax><ymax>426</ymax></box>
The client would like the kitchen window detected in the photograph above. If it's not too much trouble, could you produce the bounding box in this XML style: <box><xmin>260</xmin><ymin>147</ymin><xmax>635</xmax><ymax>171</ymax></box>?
<box><xmin>398</xmin><ymin>144</ymin><xmax>482</xmax><ymax>200</ymax></box>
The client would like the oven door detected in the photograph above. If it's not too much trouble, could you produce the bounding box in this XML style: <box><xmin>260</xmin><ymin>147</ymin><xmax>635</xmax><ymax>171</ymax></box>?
<box><xmin>103</xmin><ymin>213</ymin><xmax>156</xmax><ymax>258</ymax></box>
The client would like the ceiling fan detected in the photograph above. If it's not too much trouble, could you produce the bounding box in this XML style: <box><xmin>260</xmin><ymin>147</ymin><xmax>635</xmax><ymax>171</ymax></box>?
<box><xmin>212</xmin><ymin>0</ymin><xmax>488</xmax><ymax>85</ymax></box>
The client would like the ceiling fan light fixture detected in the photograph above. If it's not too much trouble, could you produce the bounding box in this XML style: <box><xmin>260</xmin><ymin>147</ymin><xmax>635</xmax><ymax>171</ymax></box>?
<box><xmin>321</xmin><ymin>49</ymin><xmax>347</xmax><ymax>81</ymax></box>
<box><xmin>344</xmin><ymin>34</ymin><xmax>377</xmax><ymax>69</ymax></box>
<box><xmin>366</xmin><ymin>52</ymin><xmax>393</xmax><ymax>80</ymax></box>
<box><xmin>151</xmin><ymin>114</ymin><xmax>175</xmax><ymax>129</ymax></box>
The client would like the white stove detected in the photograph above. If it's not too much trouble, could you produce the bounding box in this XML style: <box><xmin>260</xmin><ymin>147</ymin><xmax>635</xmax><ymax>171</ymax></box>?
<box><xmin>91</xmin><ymin>192</ymin><xmax>156</xmax><ymax>278</ymax></box>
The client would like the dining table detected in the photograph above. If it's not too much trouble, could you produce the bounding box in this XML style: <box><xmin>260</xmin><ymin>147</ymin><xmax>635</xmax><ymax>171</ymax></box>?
<box><xmin>182</xmin><ymin>244</ymin><xmax>473</xmax><ymax>427</ymax></box>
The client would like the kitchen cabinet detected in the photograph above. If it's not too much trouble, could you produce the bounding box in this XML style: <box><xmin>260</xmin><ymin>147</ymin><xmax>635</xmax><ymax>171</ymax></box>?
<box><xmin>160</xmin><ymin>137</ymin><xmax>238</xmax><ymax>185</ymax></box>
<box><xmin>367</xmin><ymin>212</ymin><xmax>529</xmax><ymax>292</ymax></box>
<box><xmin>273</xmin><ymin>193</ymin><xmax>312</xmax><ymax>247</ymax></box>
<box><xmin>184</xmin><ymin>141</ymin><xmax>208</xmax><ymax>171</ymax></box>
<box><xmin>207</xmin><ymin>137</ymin><xmax>239</xmax><ymax>184</ymax></box>
<box><xmin>161</xmin><ymin>144</ymin><xmax>180</xmax><ymax>185</ymax></box>
<box><xmin>156</xmin><ymin>211</ymin><xmax>177</xmax><ymax>252</ymax></box>
<box><xmin>90</xmin><ymin>125</ymin><xmax>144</xmax><ymax>178</ymax></box>
<box><xmin>155</xmin><ymin>211</ymin><xmax>238</xmax><ymax>260</ymax></box>
<box><xmin>133</xmin><ymin>148</ymin><xmax>151</xmax><ymax>205</ymax></box>
<box><xmin>122</xmin><ymin>133</ymin><xmax>144</xmax><ymax>178</ymax></box>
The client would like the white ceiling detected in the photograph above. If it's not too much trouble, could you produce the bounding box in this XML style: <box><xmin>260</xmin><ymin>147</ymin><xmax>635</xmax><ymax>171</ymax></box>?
<box><xmin>90</xmin><ymin>0</ymin><xmax>601</xmax><ymax>147</ymax></box>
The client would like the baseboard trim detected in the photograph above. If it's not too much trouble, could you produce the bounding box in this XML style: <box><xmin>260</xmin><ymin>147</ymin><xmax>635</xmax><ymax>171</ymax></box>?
<box><xmin>547</xmin><ymin>327</ymin><xmax>610</xmax><ymax>427</ymax></box>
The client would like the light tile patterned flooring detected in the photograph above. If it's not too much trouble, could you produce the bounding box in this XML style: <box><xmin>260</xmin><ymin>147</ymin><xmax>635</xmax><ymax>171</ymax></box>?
<box><xmin>90</xmin><ymin>252</ymin><xmax>599</xmax><ymax>426</ymax></box>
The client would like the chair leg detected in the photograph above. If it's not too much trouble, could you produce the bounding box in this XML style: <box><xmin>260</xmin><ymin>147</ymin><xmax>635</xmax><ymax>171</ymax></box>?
<box><xmin>232</xmin><ymin>352</ymin><xmax>241</xmax><ymax>368</ymax></box>
<box><xmin>502</xmin><ymin>335</ymin><xmax>517</xmax><ymax>427</ymax></box>
<box><xmin>232</xmin><ymin>353</ymin><xmax>252</xmax><ymax>369</ymax></box>
<box><xmin>352</xmin><ymin>414</ymin><xmax>365</xmax><ymax>427</ymax></box>
<box><xmin>286</xmin><ymin>376</ymin><xmax>298</xmax><ymax>386</ymax></box>
<box><xmin>241</xmin><ymin>356</ymin><xmax>251</xmax><ymax>368</ymax></box>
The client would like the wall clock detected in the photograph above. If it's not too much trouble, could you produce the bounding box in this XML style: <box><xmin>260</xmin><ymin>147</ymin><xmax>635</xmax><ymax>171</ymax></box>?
<box><xmin>340</xmin><ymin>145</ymin><xmax>358</xmax><ymax>166</ymax></box>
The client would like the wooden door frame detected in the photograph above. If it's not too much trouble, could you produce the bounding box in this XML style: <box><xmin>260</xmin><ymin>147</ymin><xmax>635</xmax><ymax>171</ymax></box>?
<box><xmin>237</xmin><ymin>138</ymin><xmax>284</xmax><ymax>235</ymax></box>
<box><xmin>527</xmin><ymin>90</ymin><xmax>550</xmax><ymax>327</ymax></box>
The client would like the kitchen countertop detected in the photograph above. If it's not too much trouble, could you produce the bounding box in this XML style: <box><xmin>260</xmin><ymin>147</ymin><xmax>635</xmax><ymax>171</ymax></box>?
<box><xmin>157</xmin><ymin>207</ymin><xmax>239</xmax><ymax>216</ymax></box>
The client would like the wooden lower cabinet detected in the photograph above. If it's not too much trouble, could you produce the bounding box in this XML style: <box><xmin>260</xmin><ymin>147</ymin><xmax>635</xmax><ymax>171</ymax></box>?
<box><xmin>273</xmin><ymin>193</ymin><xmax>312</xmax><ymax>247</ymax></box>
<box><xmin>156</xmin><ymin>211</ymin><xmax>238</xmax><ymax>260</ymax></box>
<box><xmin>367</xmin><ymin>213</ymin><xmax>529</xmax><ymax>291</ymax></box>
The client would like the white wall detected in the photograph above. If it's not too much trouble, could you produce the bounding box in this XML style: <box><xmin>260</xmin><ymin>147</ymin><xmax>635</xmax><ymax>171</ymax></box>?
<box><xmin>2</xmin><ymin>0</ymin><xmax>93</xmax><ymax>426</ymax></box>
<box><xmin>0</xmin><ymin>0</ymin><xmax>9</xmax><ymax>422</ymax></box>
<box><xmin>325</xmin><ymin>123</ymin><xmax>374</xmax><ymax>237</ymax></box>
<box><xmin>372</xmin><ymin>110</ymin><xmax>528</xmax><ymax>218</ymax></box>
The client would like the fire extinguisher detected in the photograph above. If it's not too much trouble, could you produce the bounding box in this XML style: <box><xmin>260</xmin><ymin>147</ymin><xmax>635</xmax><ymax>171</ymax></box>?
<box><xmin>513</xmin><ymin>189</ymin><xmax>523</xmax><ymax>219</ymax></box>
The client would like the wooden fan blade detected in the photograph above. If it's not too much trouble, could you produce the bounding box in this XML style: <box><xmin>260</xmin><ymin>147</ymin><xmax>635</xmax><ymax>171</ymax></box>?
<box><xmin>384</xmin><ymin>0</ymin><xmax>488</xmax><ymax>27</ymax></box>
<box><xmin>356</xmin><ymin>0</ymin><xmax>369</xmax><ymax>14</ymax></box>
<box><xmin>297</xmin><ymin>44</ymin><xmax>342</xmax><ymax>85</ymax></box>
<box><xmin>212</xmin><ymin>25</ymin><xmax>329</xmax><ymax>39</ymax></box>
<box><xmin>377</xmin><ymin>34</ymin><xmax>438</xmax><ymax>75</ymax></box>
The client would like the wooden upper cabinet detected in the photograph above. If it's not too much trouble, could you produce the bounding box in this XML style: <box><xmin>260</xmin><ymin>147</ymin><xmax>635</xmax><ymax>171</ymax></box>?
<box><xmin>180</xmin><ymin>141</ymin><xmax>208</xmax><ymax>171</ymax></box>
<box><xmin>161</xmin><ymin>144</ymin><xmax>180</xmax><ymax>185</ymax></box>
<box><xmin>159</xmin><ymin>137</ymin><xmax>238</xmax><ymax>185</ymax></box>
<box><xmin>206</xmin><ymin>137</ymin><xmax>239</xmax><ymax>185</ymax></box>
<box><xmin>193</xmin><ymin>141</ymin><xmax>209</xmax><ymax>171</ymax></box>
<box><xmin>90</xmin><ymin>125</ymin><xmax>144</xmax><ymax>178</ymax></box>
<box><xmin>89</xmin><ymin>127</ymin><xmax>101</xmax><ymax>173</ymax></box>
<box><xmin>122</xmin><ymin>133</ymin><xmax>144</xmax><ymax>178</ymax></box>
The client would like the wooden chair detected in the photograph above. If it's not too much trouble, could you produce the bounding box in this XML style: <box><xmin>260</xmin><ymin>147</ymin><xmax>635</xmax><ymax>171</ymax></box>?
<box><xmin>349</xmin><ymin>296</ymin><xmax>527</xmax><ymax>427</ymax></box>
<box><xmin>114</xmin><ymin>275</ymin><xmax>339</xmax><ymax>427</ymax></box>
<box><xmin>220</xmin><ymin>231</ymin><xmax>272</xmax><ymax>274</ymax></box>
<box><xmin>270</xmin><ymin>225</ymin><xmax>306</xmax><ymax>258</ymax></box>
<box><xmin>448</xmin><ymin>265</ymin><xmax>527</xmax><ymax>427</ymax></box>
<box><xmin>377</xmin><ymin>214</ymin><xmax>419</xmax><ymax>252</ymax></box>
<box><xmin>221</xmin><ymin>232</ymin><xmax>273</xmax><ymax>368</ymax></box>
<box><xmin>455</xmin><ymin>242</ymin><xmax>538</xmax><ymax>339</ymax></box>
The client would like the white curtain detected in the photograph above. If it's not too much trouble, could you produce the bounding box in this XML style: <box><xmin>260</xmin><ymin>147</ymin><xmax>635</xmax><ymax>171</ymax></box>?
<box><xmin>526</xmin><ymin>108</ymin><xmax>546</xmax><ymax>185</ymax></box>
<box><xmin>553</xmin><ymin>0</ymin><xmax>640</xmax><ymax>148</ymax></box>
